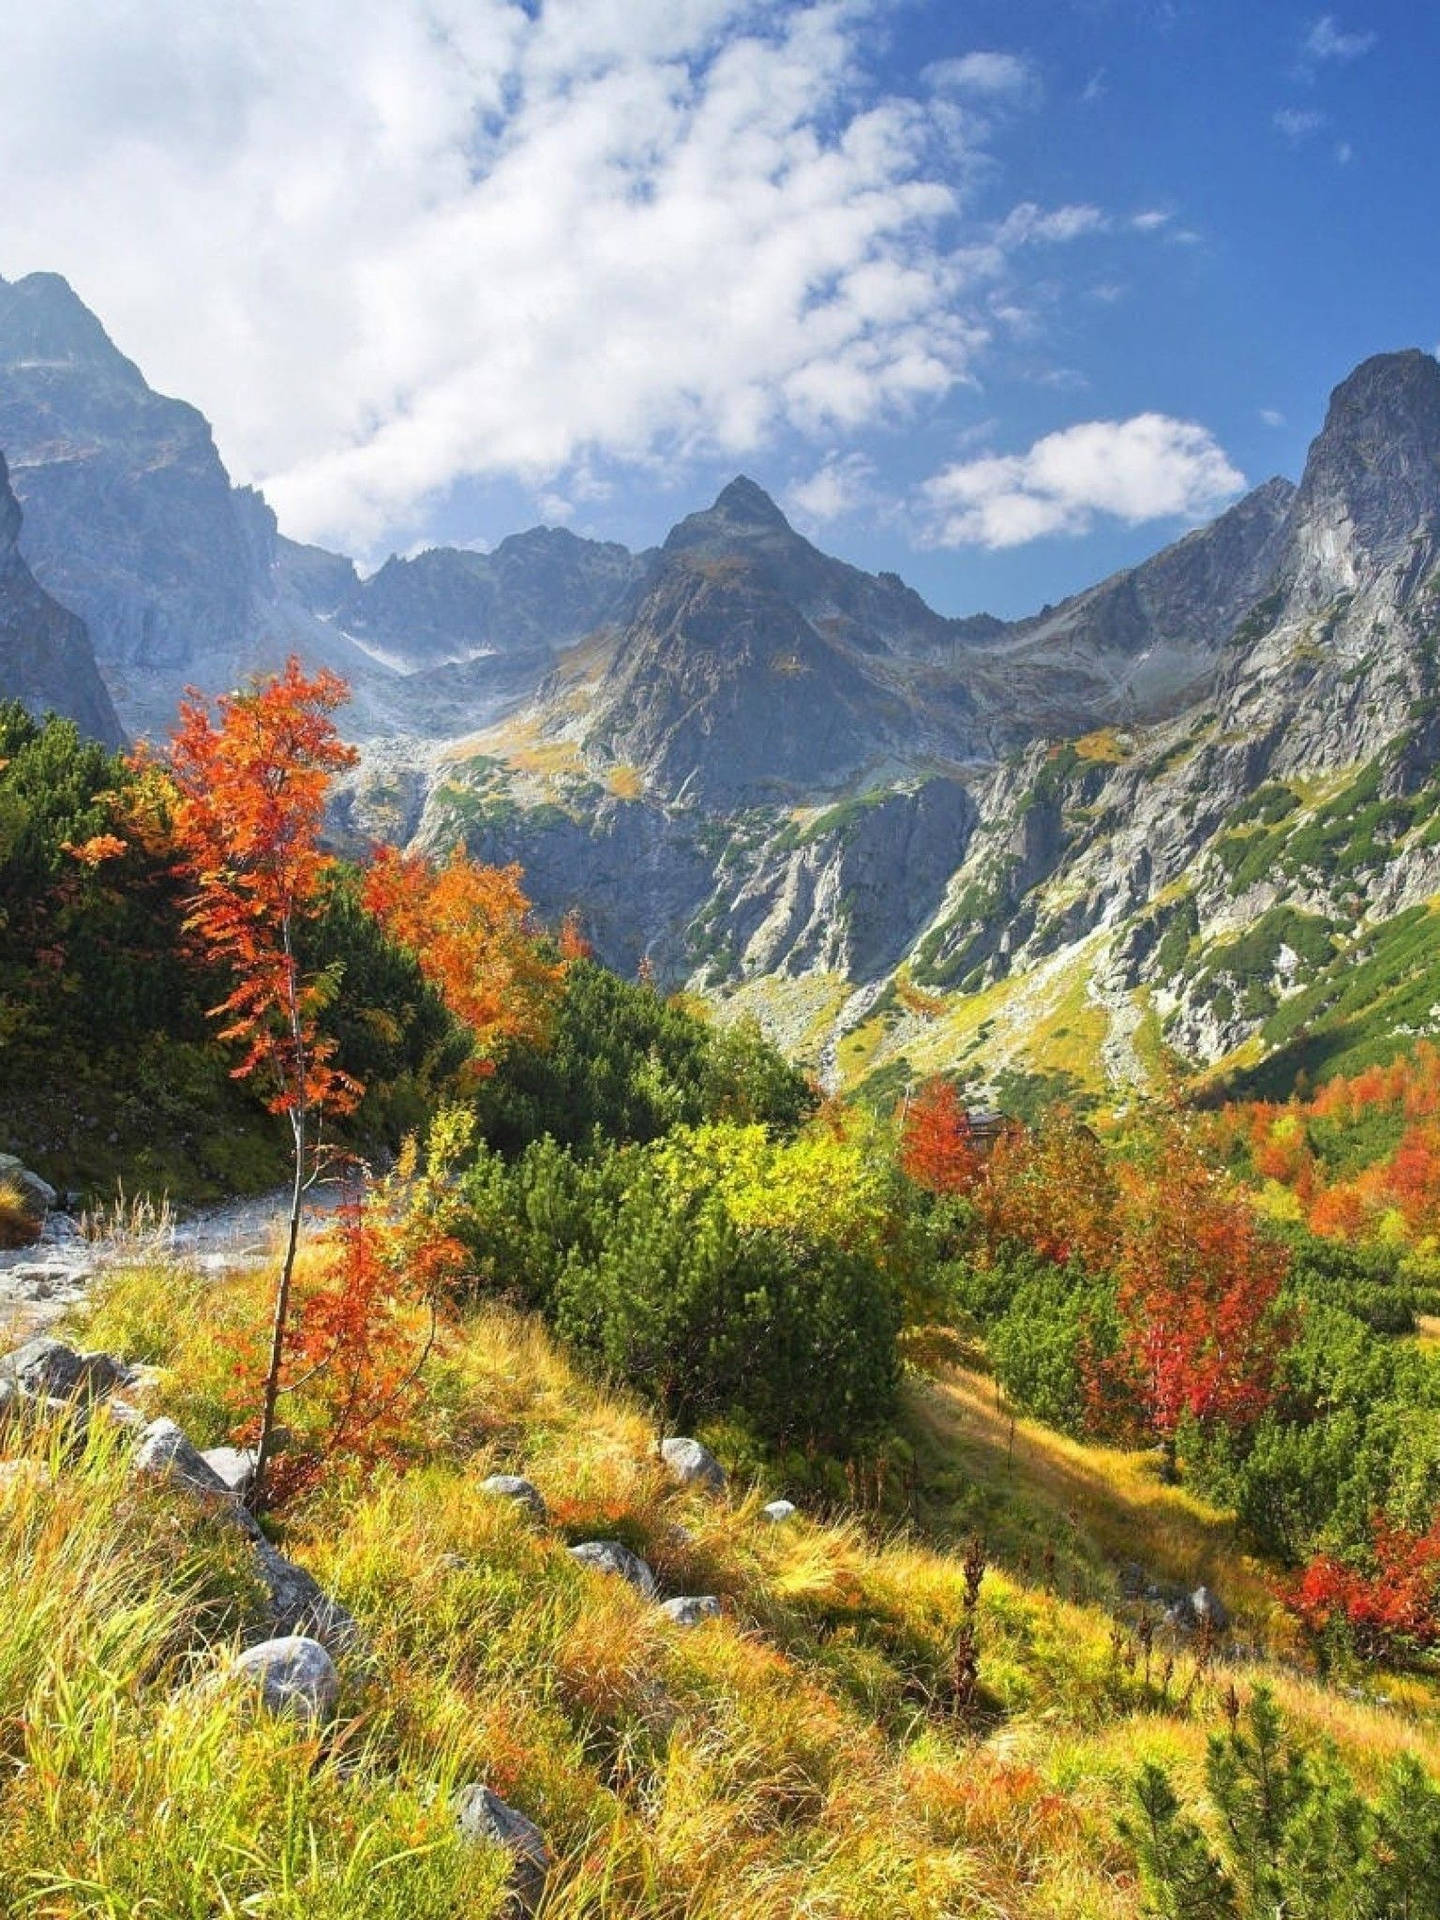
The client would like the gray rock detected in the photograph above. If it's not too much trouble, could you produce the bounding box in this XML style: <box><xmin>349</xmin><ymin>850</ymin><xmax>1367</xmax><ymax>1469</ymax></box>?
<box><xmin>660</xmin><ymin>1437</ymin><xmax>725</xmax><ymax>1492</ymax></box>
<box><xmin>659</xmin><ymin>1595</ymin><xmax>722</xmax><ymax>1628</ymax></box>
<box><xmin>454</xmin><ymin>1783</ymin><xmax>552</xmax><ymax>1915</ymax></box>
<box><xmin>480</xmin><ymin>1473</ymin><xmax>548</xmax><ymax>1525</ymax></box>
<box><xmin>253</xmin><ymin>1539</ymin><xmax>362</xmax><ymax>1652</ymax></box>
<box><xmin>0</xmin><ymin>1337</ymin><xmax>132</xmax><ymax>1401</ymax></box>
<box><xmin>1190</xmin><ymin>1585</ymin><xmax>1230</xmax><ymax>1633</ymax></box>
<box><xmin>0</xmin><ymin>1457</ymin><xmax>51</xmax><ymax>1494</ymax></box>
<box><xmin>202</xmin><ymin>1446</ymin><xmax>259</xmax><ymax>1498</ymax></box>
<box><xmin>229</xmin><ymin>1635</ymin><xmax>339</xmax><ymax>1724</ymax></box>
<box><xmin>761</xmin><ymin>1499</ymin><xmax>798</xmax><ymax>1525</ymax></box>
<box><xmin>0</xmin><ymin>1154</ymin><xmax>58</xmax><ymax>1220</ymax></box>
<box><xmin>132</xmin><ymin>1418</ymin><xmax>240</xmax><ymax>1503</ymax></box>
<box><xmin>568</xmin><ymin>1540</ymin><xmax>658</xmax><ymax>1598</ymax></box>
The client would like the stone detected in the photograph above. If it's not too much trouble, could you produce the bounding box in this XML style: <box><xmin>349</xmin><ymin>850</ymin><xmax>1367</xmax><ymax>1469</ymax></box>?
<box><xmin>202</xmin><ymin>1446</ymin><xmax>259</xmax><ymax>1498</ymax></box>
<box><xmin>0</xmin><ymin>1458</ymin><xmax>52</xmax><ymax>1495</ymax></box>
<box><xmin>659</xmin><ymin>1595</ymin><xmax>721</xmax><ymax>1628</ymax></box>
<box><xmin>132</xmin><ymin>1417</ymin><xmax>241</xmax><ymax>1503</ymax></box>
<box><xmin>454</xmin><ymin>1783</ymin><xmax>552</xmax><ymax>1915</ymax></box>
<box><xmin>0</xmin><ymin>1154</ymin><xmax>57</xmax><ymax>1223</ymax></box>
<box><xmin>660</xmin><ymin>1437</ymin><xmax>725</xmax><ymax>1492</ymax></box>
<box><xmin>1190</xmin><ymin>1585</ymin><xmax>1230</xmax><ymax>1633</ymax></box>
<box><xmin>253</xmin><ymin>1539</ymin><xmax>362</xmax><ymax>1652</ymax></box>
<box><xmin>480</xmin><ymin>1473</ymin><xmax>548</xmax><ymax>1525</ymax></box>
<box><xmin>760</xmin><ymin>1499</ymin><xmax>798</xmax><ymax>1525</ymax></box>
<box><xmin>229</xmin><ymin>1635</ymin><xmax>339</xmax><ymax>1723</ymax></box>
<box><xmin>0</xmin><ymin>1337</ymin><xmax>132</xmax><ymax>1401</ymax></box>
<box><xmin>568</xmin><ymin>1540</ymin><xmax>658</xmax><ymax>1598</ymax></box>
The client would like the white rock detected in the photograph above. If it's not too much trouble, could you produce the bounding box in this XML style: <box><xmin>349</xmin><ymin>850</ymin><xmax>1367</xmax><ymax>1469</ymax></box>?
<box><xmin>480</xmin><ymin>1473</ymin><xmax>548</xmax><ymax>1524</ymax></box>
<box><xmin>761</xmin><ymin>1499</ymin><xmax>798</xmax><ymax>1524</ymax></box>
<box><xmin>659</xmin><ymin>1595</ymin><xmax>721</xmax><ymax>1627</ymax></box>
<box><xmin>454</xmin><ymin>1783</ymin><xmax>551</xmax><ymax>1914</ymax></box>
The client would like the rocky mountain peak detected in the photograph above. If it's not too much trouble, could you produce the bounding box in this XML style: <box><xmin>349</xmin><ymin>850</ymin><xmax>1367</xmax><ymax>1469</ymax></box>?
<box><xmin>664</xmin><ymin>476</ymin><xmax>796</xmax><ymax>554</ymax></box>
<box><xmin>0</xmin><ymin>272</ymin><xmax>146</xmax><ymax>385</ymax></box>
<box><xmin>1284</xmin><ymin>348</ymin><xmax>1440</xmax><ymax>604</ymax></box>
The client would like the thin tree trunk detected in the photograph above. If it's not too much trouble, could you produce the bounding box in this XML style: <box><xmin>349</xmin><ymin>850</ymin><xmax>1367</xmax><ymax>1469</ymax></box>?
<box><xmin>250</xmin><ymin>915</ymin><xmax>308</xmax><ymax>1514</ymax></box>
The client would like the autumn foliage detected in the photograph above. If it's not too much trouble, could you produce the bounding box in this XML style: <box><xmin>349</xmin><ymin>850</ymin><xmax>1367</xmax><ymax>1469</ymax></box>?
<box><xmin>1107</xmin><ymin>1140</ymin><xmax>1292</xmax><ymax>1459</ymax></box>
<box><xmin>899</xmin><ymin>1078</ymin><xmax>981</xmax><ymax>1194</ymax></box>
<box><xmin>362</xmin><ymin>844</ymin><xmax>564</xmax><ymax>1071</ymax></box>
<box><xmin>168</xmin><ymin>657</ymin><xmax>360</xmax><ymax>1120</ymax></box>
<box><xmin>1288</xmin><ymin>1514</ymin><xmax>1440</xmax><ymax>1660</ymax></box>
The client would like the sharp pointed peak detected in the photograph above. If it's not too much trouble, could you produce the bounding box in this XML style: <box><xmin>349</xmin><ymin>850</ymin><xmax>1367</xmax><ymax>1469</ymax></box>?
<box><xmin>709</xmin><ymin>474</ymin><xmax>790</xmax><ymax>526</ymax></box>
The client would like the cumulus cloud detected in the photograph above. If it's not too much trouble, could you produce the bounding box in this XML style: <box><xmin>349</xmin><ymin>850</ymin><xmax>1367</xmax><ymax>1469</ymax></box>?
<box><xmin>1304</xmin><ymin>14</ymin><xmax>1377</xmax><ymax>62</ymax></box>
<box><xmin>0</xmin><ymin>0</ymin><xmax>1046</xmax><ymax>553</ymax></box>
<box><xmin>787</xmin><ymin>450</ymin><xmax>878</xmax><ymax>525</ymax></box>
<box><xmin>919</xmin><ymin>414</ymin><xmax>1245</xmax><ymax>549</ymax></box>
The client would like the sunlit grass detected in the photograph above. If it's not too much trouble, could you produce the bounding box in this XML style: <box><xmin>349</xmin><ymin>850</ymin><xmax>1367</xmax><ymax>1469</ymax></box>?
<box><xmin>0</xmin><ymin>1257</ymin><xmax>1428</xmax><ymax>1915</ymax></box>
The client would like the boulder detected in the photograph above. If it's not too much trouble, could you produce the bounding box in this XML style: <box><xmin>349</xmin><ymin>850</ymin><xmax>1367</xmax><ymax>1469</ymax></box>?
<box><xmin>480</xmin><ymin>1473</ymin><xmax>548</xmax><ymax>1525</ymax></box>
<box><xmin>568</xmin><ymin>1540</ymin><xmax>658</xmax><ymax>1598</ymax></box>
<box><xmin>0</xmin><ymin>1154</ymin><xmax>56</xmax><ymax>1233</ymax></box>
<box><xmin>132</xmin><ymin>1418</ymin><xmax>241</xmax><ymax>1503</ymax></box>
<box><xmin>659</xmin><ymin>1594</ymin><xmax>721</xmax><ymax>1627</ymax></box>
<box><xmin>229</xmin><ymin>1635</ymin><xmax>339</xmax><ymax>1724</ymax></box>
<box><xmin>254</xmin><ymin>1539</ymin><xmax>362</xmax><ymax>1652</ymax></box>
<box><xmin>660</xmin><ymin>1437</ymin><xmax>725</xmax><ymax>1492</ymax></box>
<box><xmin>454</xmin><ymin>1783</ymin><xmax>552</xmax><ymax>1915</ymax></box>
<box><xmin>761</xmin><ymin>1499</ymin><xmax>798</xmax><ymax>1525</ymax></box>
<box><xmin>0</xmin><ymin>1336</ymin><xmax>132</xmax><ymax>1400</ymax></box>
<box><xmin>202</xmin><ymin>1446</ymin><xmax>259</xmax><ymax>1498</ymax></box>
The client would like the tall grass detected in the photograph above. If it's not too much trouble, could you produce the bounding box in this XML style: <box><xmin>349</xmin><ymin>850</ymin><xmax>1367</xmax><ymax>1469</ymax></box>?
<box><xmin>0</xmin><ymin>1260</ymin><xmax>1433</xmax><ymax>1917</ymax></box>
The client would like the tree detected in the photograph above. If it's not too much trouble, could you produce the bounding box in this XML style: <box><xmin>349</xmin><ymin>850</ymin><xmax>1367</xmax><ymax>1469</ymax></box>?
<box><xmin>899</xmin><ymin>1077</ymin><xmax>981</xmax><ymax>1196</ymax></box>
<box><xmin>168</xmin><ymin>658</ymin><xmax>360</xmax><ymax>1509</ymax></box>
<box><xmin>1107</xmin><ymin>1139</ymin><xmax>1291</xmax><ymax>1476</ymax></box>
<box><xmin>361</xmin><ymin>844</ymin><xmax>562</xmax><ymax>1073</ymax></box>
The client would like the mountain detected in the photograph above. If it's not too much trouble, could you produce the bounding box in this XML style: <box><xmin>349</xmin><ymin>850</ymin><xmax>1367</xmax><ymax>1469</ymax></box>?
<box><xmin>0</xmin><ymin>448</ymin><xmax>121</xmax><ymax>746</ymax></box>
<box><xmin>403</xmin><ymin>350</ymin><xmax>1440</xmax><ymax>1107</ymax></box>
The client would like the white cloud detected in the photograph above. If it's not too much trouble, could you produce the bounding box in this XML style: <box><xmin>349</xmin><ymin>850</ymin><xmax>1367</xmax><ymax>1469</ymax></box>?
<box><xmin>0</xmin><ymin>0</ymin><xmax>1042</xmax><ymax>554</ymax></box>
<box><xmin>1304</xmin><ymin>15</ymin><xmax>1376</xmax><ymax>62</ymax></box>
<box><xmin>1274</xmin><ymin>106</ymin><xmax>1327</xmax><ymax>141</ymax></box>
<box><xmin>1335</xmin><ymin>140</ymin><xmax>1354</xmax><ymax>164</ymax></box>
<box><xmin>787</xmin><ymin>451</ymin><xmax>878</xmax><ymax>524</ymax></box>
<box><xmin>919</xmin><ymin>413</ymin><xmax>1245</xmax><ymax>549</ymax></box>
<box><xmin>1259</xmin><ymin>407</ymin><xmax>1285</xmax><ymax>428</ymax></box>
<box><xmin>924</xmin><ymin>52</ymin><xmax>1035</xmax><ymax>98</ymax></box>
<box><xmin>996</xmin><ymin>202</ymin><xmax>1109</xmax><ymax>246</ymax></box>
<box><xmin>1130</xmin><ymin>209</ymin><xmax>1171</xmax><ymax>233</ymax></box>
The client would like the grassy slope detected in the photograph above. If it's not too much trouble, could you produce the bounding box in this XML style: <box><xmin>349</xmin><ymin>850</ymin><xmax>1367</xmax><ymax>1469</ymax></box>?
<box><xmin>1</xmin><ymin>1248</ymin><xmax>1436</xmax><ymax>1916</ymax></box>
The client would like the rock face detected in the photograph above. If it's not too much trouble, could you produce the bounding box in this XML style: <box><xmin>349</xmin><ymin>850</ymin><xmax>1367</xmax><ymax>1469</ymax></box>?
<box><xmin>337</xmin><ymin>527</ymin><xmax>649</xmax><ymax>671</ymax></box>
<box><xmin>0</xmin><ymin>449</ymin><xmax>121</xmax><ymax>744</ymax></box>
<box><xmin>0</xmin><ymin>274</ymin><xmax>263</xmax><ymax>702</ymax></box>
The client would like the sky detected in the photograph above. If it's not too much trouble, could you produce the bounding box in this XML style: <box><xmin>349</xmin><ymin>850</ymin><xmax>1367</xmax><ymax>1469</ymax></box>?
<box><xmin>0</xmin><ymin>0</ymin><xmax>1436</xmax><ymax>618</ymax></box>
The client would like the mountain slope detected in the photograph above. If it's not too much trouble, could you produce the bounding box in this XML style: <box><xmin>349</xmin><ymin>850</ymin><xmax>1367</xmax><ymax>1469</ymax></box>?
<box><xmin>0</xmin><ymin>448</ymin><xmax>121</xmax><ymax>746</ymax></box>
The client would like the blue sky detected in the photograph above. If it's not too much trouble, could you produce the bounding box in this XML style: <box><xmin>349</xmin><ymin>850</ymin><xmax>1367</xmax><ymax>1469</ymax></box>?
<box><xmin>0</xmin><ymin>0</ymin><xmax>1434</xmax><ymax>617</ymax></box>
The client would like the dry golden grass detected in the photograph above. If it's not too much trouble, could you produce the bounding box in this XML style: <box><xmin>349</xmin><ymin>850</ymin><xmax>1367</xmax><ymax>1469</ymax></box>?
<box><xmin>0</xmin><ymin>1261</ymin><xmax>1429</xmax><ymax>1917</ymax></box>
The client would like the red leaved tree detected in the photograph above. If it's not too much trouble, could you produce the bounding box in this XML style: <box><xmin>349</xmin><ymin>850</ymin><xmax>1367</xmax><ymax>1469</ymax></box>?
<box><xmin>899</xmin><ymin>1077</ymin><xmax>982</xmax><ymax>1196</ymax></box>
<box><xmin>168</xmin><ymin>658</ymin><xmax>359</xmax><ymax>1508</ymax></box>
<box><xmin>1288</xmin><ymin>1513</ymin><xmax>1440</xmax><ymax>1661</ymax></box>
<box><xmin>1107</xmin><ymin>1139</ymin><xmax>1292</xmax><ymax>1476</ymax></box>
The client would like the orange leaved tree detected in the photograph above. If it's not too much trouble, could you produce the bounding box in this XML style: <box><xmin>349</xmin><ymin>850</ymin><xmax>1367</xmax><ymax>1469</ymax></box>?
<box><xmin>1107</xmin><ymin>1138</ymin><xmax>1291</xmax><ymax>1477</ymax></box>
<box><xmin>168</xmin><ymin>657</ymin><xmax>360</xmax><ymax>1508</ymax></box>
<box><xmin>899</xmin><ymin>1077</ymin><xmax>982</xmax><ymax>1196</ymax></box>
<box><xmin>362</xmin><ymin>844</ymin><xmax>563</xmax><ymax>1069</ymax></box>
